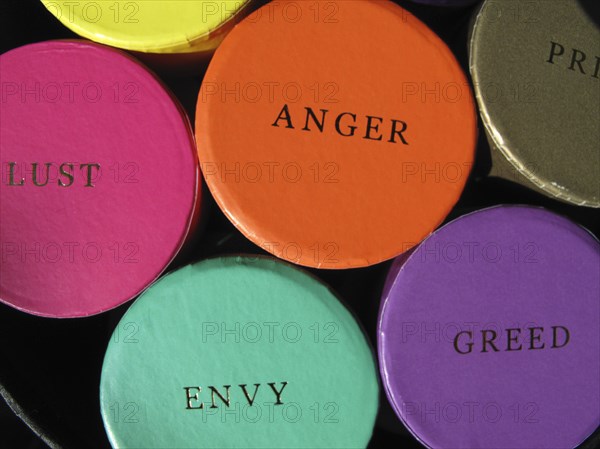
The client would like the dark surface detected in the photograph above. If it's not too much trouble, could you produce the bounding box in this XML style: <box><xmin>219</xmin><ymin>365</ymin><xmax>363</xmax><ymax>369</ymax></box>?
<box><xmin>1</xmin><ymin>1</ymin><xmax>599</xmax><ymax>448</ymax></box>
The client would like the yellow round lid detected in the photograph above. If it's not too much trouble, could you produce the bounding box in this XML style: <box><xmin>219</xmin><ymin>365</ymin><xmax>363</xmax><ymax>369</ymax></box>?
<box><xmin>40</xmin><ymin>0</ymin><xmax>249</xmax><ymax>53</ymax></box>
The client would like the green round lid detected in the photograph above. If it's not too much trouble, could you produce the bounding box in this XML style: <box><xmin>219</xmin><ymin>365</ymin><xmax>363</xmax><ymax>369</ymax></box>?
<box><xmin>100</xmin><ymin>256</ymin><xmax>378</xmax><ymax>448</ymax></box>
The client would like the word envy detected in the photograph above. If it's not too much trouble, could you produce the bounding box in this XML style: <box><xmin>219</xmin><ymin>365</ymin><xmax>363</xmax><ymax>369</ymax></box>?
<box><xmin>184</xmin><ymin>381</ymin><xmax>288</xmax><ymax>410</ymax></box>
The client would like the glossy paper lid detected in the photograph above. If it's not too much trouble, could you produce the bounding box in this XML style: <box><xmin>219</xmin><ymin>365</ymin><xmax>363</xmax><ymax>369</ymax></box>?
<box><xmin>196</xmin><ymin>0</ymin><xmax>477</xmax><ymax>269</ymax></box>
<box><xmin>470</xmin><ymin>0</ymin><xmax>600</xmax><ymax>207</ymax></box>
<box><xmin>378</xmin><ymin>206</ymin><xmax>600</xmax><ymax>448</ymax></box>
<box><xmin>0</xmin><ymin>40</ymin><xmax>199</xmax><ymax>317</ymax></box>
<box><xmin>40</xmin><ymin>0</ymin><xmax>249</xmax><ymax>53</ymax></box>
<box><xmin>100</xmin><ymin>256</ymin><xmax>379</xmax><ymax>448</ymax></box>
<box><xmin>409</xmin><ymin>0</ymin><xmax>479</xmax><ymax>6</ymax></box>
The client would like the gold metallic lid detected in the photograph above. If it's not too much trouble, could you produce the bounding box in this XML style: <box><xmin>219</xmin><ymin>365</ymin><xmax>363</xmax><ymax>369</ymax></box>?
<box><xmin>470</xmin><ymin>0</ymin><xmax>599</xmax><ymax>207</ymax></box>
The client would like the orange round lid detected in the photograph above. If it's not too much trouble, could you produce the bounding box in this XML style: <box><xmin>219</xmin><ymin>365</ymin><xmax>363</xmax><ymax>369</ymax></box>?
<box><xmin>196</xmin><ymin>0</ymin><xmax>477</xmax><ymax>269</ymax></box>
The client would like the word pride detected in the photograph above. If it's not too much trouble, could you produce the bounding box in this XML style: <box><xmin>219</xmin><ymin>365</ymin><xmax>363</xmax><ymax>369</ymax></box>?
<box><xmin>183</xmin><ymin>382</ymin><xmax>288</xmax><ymax>410</ymax></box>
<box><xmin>547</xmin><ymin>41</ymin><xmax>600</xmax><ymax>79</ymax></box>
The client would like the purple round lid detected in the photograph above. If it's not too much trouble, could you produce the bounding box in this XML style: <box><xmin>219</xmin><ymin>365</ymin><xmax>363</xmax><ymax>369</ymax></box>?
<box><xmin>378</xmin><ymin>205</ymin><xmax>600</xmax><ymax>448</ymax></box>
<box><xmin>408</xmin><ymin>0</ymin><xmax>480</xmax><ymax>6</ymax></box>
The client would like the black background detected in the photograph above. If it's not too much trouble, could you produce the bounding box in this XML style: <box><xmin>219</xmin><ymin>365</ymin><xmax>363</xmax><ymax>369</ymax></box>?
<box><xmin>1</xmin><ymin>0</ymin><xmax>599</xmax><ymax>448</ymax></box>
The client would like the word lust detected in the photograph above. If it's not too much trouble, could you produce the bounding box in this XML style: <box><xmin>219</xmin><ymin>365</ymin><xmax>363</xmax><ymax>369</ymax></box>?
<box><xmin>183</xmin><ymin>382</ymin><xmax>288</xmax><ymax>410</ymax></box>
<box><xmin>272</xmin><ymin>104</ymin><xmax>410</xmax><ymax>144</ymax></box>
<box><xmin>4</xmin><ymin>162</ymin><xmax>100</xmax><ymax>187</ymax></box>
<box><xmin>547</xmin><ymin>41</ymin><xmax>600</xmax><ymax>79</ymax></box>
<box><xmin>453</xmin><ymin>326</ymin><xmax>570</xmax><ymax>355</ymax></box>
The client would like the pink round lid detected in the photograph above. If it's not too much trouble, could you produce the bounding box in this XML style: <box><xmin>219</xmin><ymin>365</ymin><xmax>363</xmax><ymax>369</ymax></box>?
<box><xmin>0</xmin><ymin>40</ymin><xmax>199</xmax><ymax>318</ymax></box>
